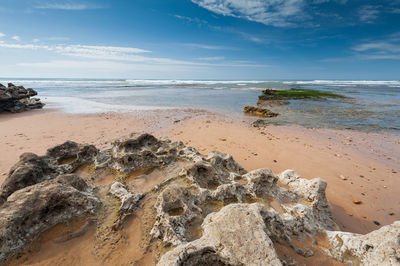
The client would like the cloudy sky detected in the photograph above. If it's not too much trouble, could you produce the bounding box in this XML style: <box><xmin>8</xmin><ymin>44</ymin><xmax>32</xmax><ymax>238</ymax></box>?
<box><xmin>0</xmin><ymin>0</ymin><xmax>400</xmax><ymax>79</ymax></box>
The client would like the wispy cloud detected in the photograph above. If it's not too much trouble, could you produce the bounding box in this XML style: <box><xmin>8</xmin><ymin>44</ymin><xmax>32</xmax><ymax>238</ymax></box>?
<box><xmin>358</xmin><ymin>5</ymin><xmax>380</xmax><ymax>23</ymax></box>
<box><xmin>191</xmin><ymin>0</ymin><xmax>306</xmax><ymax>27</ymax></box>
<box><xmin>197</xmin><ymin>56</ymin><xmax>225</xmax><ymax>61</ymax></box>
<box><xmin>173</xmin><ymin>15</ymin><xmax>208</xmax><ymax>27</ymax></box>
<box><xmin>0</xmin><ymin>40</ymin><xmax>267</xmax><ymax>68</ymax></box>
<box><xmin>35</xmin><ymin>2</ymin><xmax>103</xmax><ymax>10</ymax></box>
<box><xmin>0</xmin><ymin>33</ymin><xmax>5</xmax><ymax>38</ymax></box>
<box><xmin>11</xmin><ymin>35</ymin><xmax>20</xmax><ymax>41</ymax></box>
<box><xmin>183</xmin><ymin>43</ymin><xmax>233</xmax><ymax>50</ymax></box>
<box><xmin>352</xmin><ymin>33</ymin><xmax>400</xmax><ymax>60</ymax></box>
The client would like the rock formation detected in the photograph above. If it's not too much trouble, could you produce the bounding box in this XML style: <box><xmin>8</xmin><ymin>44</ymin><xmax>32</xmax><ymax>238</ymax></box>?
<box><xmin>243</xmin><ymin>105</ymin><xmax>279</xmax><ymax>117</ymax></box>
<box><xmin>0</xmin><ymin>133</ymin><xmax>398</xmax><ymax>265</ymax></box>
<box><xmin>0</xmin><ymin>83</ymin><xmax>44</xmax><ymax>113</ymax></box>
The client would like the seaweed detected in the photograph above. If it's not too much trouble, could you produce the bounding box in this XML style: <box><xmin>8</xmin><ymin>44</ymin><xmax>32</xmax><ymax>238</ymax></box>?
<box><xmin>261</xmin><ymin>88</ymin><xmax>346</xmax><ymax>100</ymax></box>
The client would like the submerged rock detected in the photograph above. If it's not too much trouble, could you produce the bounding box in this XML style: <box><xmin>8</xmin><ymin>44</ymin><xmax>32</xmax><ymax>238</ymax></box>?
<box><xmin>243</xmin><ymin>106</ymin><xmax>279</xmax><ymax>117</ymax></box>
<box><xmin>253</xmin><ymin>119</ymin><xmax>270</xmax><ymax>127</ymax></box>
<box><xmin>0</xmin><ymin>83</ymin><xmax>44</xmax><ymax>113</ymax></box>
<box><xmin>0</xmin><ymin>133</ymin><xmax>398</xmax><ymax>265</ymax></box>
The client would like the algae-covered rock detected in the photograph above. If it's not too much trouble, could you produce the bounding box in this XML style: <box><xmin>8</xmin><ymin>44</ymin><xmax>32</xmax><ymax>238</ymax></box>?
<box><xmin>243</xmin><ymin>106</ymin><xmax>279</xmax><ymax>117</ymax></box>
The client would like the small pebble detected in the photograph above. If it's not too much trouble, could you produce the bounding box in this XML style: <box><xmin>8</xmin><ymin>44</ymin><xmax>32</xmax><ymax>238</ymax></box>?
<box><xmin>373</xmin><ymin>221</ymin><xmax>380</xmax><ymax>226</ymax></box>
<box><xmin>219</xmin><ymin>138</ymin><xmax>227</xmax><ymax>141</ymax></box>
<box><xmin>340</xmin><ymin>175</ymin><xmax>348</xmax><ymax>181</ymax></box>
<box><xmin>352</xmin><ymin>199</ymin><xmax>362</xmax><ymax>205</ymax></box>
<box><xmin>359</xmin><ymin>175</ymin><xmax>364</xmax><ymax>178</ymax></box>
<box><xmin>273</xmin><ymin>160</ymin><xmax>277</xmax><ymax>163</ymax></box>
<box><xmin>389</xmin><ymin>212</ymin><xmax>395</xmax><ymax>216</ymax></box>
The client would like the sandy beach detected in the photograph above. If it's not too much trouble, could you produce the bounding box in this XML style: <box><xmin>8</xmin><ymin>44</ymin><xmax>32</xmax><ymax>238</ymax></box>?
<box><xmin>1</xmin><ymin>108</ymin><xmax>398</xmax><ymax>235</ymax></box>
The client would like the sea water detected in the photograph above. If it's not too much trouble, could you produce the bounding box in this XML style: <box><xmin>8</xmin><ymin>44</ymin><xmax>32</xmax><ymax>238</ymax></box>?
<box><xmin>0</xmin><ymin>78</ymin><xmax>399</xmax><ymax>133</ymax></box>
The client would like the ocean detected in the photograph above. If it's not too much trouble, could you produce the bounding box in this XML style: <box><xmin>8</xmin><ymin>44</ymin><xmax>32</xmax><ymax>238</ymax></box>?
<box><xmin>1</xmin><ymin>79</ymin><xmax>399</xmax><ymax>133</ymax></box>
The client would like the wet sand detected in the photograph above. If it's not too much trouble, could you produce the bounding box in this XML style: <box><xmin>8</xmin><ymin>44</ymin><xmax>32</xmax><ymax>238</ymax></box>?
<box><xmin>0</xmin><ymin>108</ymin><xmax>399</xmax><ymax>234</ymax></box>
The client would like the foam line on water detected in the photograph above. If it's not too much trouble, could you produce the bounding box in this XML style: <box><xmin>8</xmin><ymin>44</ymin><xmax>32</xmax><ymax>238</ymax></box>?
<box><xmin>43</xmin><ymin>96</ymin><xmax>174</xmax><ymax>114</ymax></box>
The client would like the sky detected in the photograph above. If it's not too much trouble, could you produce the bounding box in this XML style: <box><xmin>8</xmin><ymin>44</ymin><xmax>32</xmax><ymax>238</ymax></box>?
<box><xmin>0</xmin><ymin>0</ymin><xmax>400</xmax><ymax>80</ymax></box>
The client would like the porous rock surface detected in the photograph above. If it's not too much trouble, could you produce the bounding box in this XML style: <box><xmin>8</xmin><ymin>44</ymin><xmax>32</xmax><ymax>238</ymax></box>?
<box><xmin>0</xmin><ymin>133</ymin><xmax>398</xmax><ymax>265</ymax></box>
<box><xmin>0</xmin><ymin>174</ymin><xmax>99</xmax><ymax>261</ymax></box>
<box><xmin>0</xmin><ymin>83</ymin><xmax>44</xmax><ymax>113</ymax></box>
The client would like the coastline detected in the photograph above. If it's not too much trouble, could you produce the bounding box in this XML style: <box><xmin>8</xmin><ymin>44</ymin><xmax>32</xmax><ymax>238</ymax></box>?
<box><xmin>0</xmin><ymin>108</ymin><xmax>399</xmax><ymax>235</ymax></box>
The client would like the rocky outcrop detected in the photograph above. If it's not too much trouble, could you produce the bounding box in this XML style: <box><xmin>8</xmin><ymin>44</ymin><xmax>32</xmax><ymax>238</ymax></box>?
<box><xmin>0</xmin><ymin>133</ymin><xmax>398</xmax><ymax>265</ymax></box>
<box><xmin>327</xmin><ymin>222</ymin><xmax>400</xmax><ymax>265</ymax></box>
<box><xmin>243</xmin><ymin>105</ymin><xmax>279</xmax><ymax>117</ymax></box>
<box><xmin>109</xmin><ymin>181</ymin><xmax>143</xmax><ymax>212</ymax></box>
<box><xmin>158</xmin><ymin>203</ymin><xmax>282</xmax><ymax>266</ymax></box>
<box><xmin>0</xmin><ymin>141</ymin><xmax>98</xmax><ymax>205</ymax></box>
<box><xmin>0</xmin><ymin>174</ymin><xmax>99</xmax><ymax>261</ymax></box>
<box><xmin>0</xmin><ymin>83</ymin><xmax>44</xmax><ymax>113</ymax></box>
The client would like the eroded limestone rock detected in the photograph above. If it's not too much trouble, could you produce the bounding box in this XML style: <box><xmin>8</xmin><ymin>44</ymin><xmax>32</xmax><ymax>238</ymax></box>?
<box><xmin>327</xmin><ymin>222</ymin><xmax>400</xmax><ymax>265</ymax></box>
<box><xmin>109</xmin><ymin>181</ymin><xmax>143</xmax><ymax>212</ymax></box>
<box><xmin>0</xmin><ymin>174</ymin><xmax>99</xmax><ymax>262</ymax></box>
<box><xmin>0</xmin><ymin>133</ymin><xmax>398</xmax><ymax>265</ymax></box>
<box><xmin>158</xmin><ymin>203</ymin><xmax>282</xmax><ymax>266</ymax></box>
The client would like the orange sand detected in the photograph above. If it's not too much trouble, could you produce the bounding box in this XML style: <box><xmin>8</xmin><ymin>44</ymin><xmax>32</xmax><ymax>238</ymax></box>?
<box><xmin>0</xmin><ymin>109</ymin><xmax>399</xmax><ymax>234</ymax></box>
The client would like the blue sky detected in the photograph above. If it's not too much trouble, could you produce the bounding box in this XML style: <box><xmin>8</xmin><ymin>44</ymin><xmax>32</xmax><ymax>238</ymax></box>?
<box><xmin>0</xmin><ymin>0</ymin><xmax>400</xmax><ymax>79</ymax></box>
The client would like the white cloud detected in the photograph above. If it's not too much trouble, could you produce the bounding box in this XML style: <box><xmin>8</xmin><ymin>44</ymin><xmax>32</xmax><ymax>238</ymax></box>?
<box><xmin>174</xmin><ymin>15</ymin><xmax>208</xmax><ymax>26</ymax></box>
<box><xmin>358</xmin><ymin>5</ymin><xmax>380</xmax><ymax>23</ymax></box>
<box><xmin>0</xmin><ymin>41</ymin><xmax>268</xmax><ymax>67</ymax></box>
<box><xmin>353</xmin><ymin>42</ymin><xmax>400</xmax><ymax>53</ymax></box>
<box><xmin>0</xmin><ymin>33</ymin><xmax>5</xmax><ymax>38</ymax></box>
<box><xmin>191</xmin><ymin>0</ymin><xmax>306</xmax><ymax>27</ymax></box>
<box><xmin>11</xmin><ymin>35</ymin><xmax>21</xmax><ymax>41</ymax></box>
<box><xmin>352</xmin><ymin>34</ymin><xmax>400</xmax><ymax>60</ymax></box>
<box><xmin>35</xmin><ymin>3</ymin><xmax>102</xmax><ymax>10</ymax></box>
<box><xmin>183</xmin><ymin>43</ymin><xmax>232</xmax><ymax>50</ymax></box>
<box><xmin>197</xmin><ymin>56</ymin><xmax>225</xmax><ymax>61</ymax></box>
<box><xmin>33</xmin><ymin>39</ymin><xmax>40</xmax><ymax>43</ymax></box>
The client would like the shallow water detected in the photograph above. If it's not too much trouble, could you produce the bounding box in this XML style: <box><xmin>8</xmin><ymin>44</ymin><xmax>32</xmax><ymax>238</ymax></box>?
<box><xmin>1</xmin><ymin>78</ymin><xmax>399</xmax><ymax>133</ymax></box>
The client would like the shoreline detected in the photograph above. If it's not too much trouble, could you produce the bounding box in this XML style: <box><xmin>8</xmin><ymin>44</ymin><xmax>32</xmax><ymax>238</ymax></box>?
<box><xmin>0</xmin><ymin>108</ymin><xmax>399</xmax><ymax>235</ymax></box>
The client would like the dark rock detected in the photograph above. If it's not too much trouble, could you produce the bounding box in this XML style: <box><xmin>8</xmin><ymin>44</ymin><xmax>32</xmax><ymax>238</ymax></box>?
<box><xmin>252</xmin><ymin>119</ymin><xmax>269</xmax><ymax>127</ymax></box>
<box><xmin>0</xmin><ymin>83</ymin><xmax>44</xmax><ymax>113</ymax></box>
<box><xmin>243</xmin><ymin>106</ymin><xmax>279</xmax><ymax>117</ymax></box>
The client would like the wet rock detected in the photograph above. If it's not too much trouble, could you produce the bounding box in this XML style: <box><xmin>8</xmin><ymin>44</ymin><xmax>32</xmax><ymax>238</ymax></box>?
<box><xmin>253</xmin><ymin>119</ymin><xmax>269</xmax><ymax>127</ymax></box>
<box><xmin>243</xmin><ymin>106</ymin><xmax>279</xmax><ymax>117</ymax></box>
<box><xmin>0</xmin><ymin>174</ymin><xmax>99</xmax><ymax>262</ymax></box>
<box><xmin>352</xmin><ymin>199</ymin><xmax>362</xmax><ymax>204</ymax></box>
<box><xmin>0</xmin><ymin>83</ymin><xmax>44</xmax><ymax>113</ymax></box>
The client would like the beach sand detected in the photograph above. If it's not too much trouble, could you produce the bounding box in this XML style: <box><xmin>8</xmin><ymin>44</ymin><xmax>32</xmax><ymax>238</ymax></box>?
<box><xmin>0</xmin><ymin>109</ymin><xmax>399</xmax><ymax>234</ymax></box>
